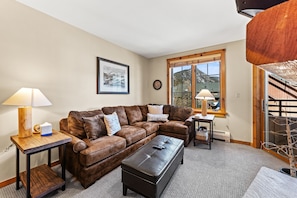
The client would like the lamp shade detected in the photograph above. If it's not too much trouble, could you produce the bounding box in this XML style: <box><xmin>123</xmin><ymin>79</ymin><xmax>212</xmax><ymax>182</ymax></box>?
<box><xmin>2</xmin><ymin>88</ymin><xmax>52</xmax><ymax>138</ymax></box>
<box><xmin>2</xmin><ymin>88</ymin><xmax>52</xmax><ymax>107</ymax></box>
<box><xmin>195</xmin><ymin>89</ymin><xmax>215</xmax><ymax>100</ymax></box>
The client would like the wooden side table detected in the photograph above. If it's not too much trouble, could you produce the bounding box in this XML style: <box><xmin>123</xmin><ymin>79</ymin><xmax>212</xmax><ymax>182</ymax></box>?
<box><xmin>192</xmin><ymin>114</ymin><xmax>215</xmax><ymax>149</ymax></box>
<box><xmin>10</xmin><ymin>130</ymin><xmax>71</xmax><ymax>198</ymax></box>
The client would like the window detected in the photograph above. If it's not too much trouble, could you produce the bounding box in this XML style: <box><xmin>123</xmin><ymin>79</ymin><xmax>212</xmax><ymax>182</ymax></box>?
<box><xmin>167</xmin><ymin>49</ymin><xmax>226</xmax><ymax>117</ymax></box>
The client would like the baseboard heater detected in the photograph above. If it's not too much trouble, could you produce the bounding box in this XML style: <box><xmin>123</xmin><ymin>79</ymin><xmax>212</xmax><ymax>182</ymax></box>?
<box><xmin>213</xmin><ymin>130</ymin><xmax>230</xmax><ymax>143</ymax></box>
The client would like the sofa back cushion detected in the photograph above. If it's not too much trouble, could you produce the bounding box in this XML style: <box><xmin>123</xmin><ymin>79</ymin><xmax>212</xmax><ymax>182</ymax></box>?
<box><xmin>169</xmin><ymin>106</ymin><xmax>193</xmax><ymax>121</ymax></box>
<box><xmin>163</xmin><ymin>105</ymin><xmax>172</xmax><ymax>115</ymax></box>
<box><xmin>138</xmin><ymin>105</ymin><xmax>148</xmax><ymax>121</ymax></box>
<box><xmin>68</xmin><ymin>109</ymin><xmax>104</xmax><ymax>139</ymax></box>
<box><xmin>125</xmin><ymin>106</ymin><xmax>143</xmax><ymax>124</ymax></box>
<box><xmin>82</xmin><ymin>115</ymin><xmax>107</xmax><ymax>140</ymax></box>
<box><xmin>102</xmin><ymin>106</ymin><xmax>129</xmax><ymax>126</ymax></box>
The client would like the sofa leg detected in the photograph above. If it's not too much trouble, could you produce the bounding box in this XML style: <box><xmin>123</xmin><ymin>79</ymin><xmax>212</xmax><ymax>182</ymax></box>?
<box><xmin>123</xmin><ymin>183</ymin><xmax>127</xmax><ymax>196</ymax></box>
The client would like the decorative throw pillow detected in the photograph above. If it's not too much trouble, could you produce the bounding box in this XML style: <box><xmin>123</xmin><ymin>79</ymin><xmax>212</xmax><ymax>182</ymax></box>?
<box><xmin>102</xmin><ymin>106</ymin><xmax>129</xmax><ymax>126</ymax></box>
<box><xmin>148</xmin><ymin>105</ymin><xmax>163</xmax><ymax>114</ymax></box>
<box><xmin>82</xmin><ymin>115</ymin><xmax>107</xmax><ymax>140</ymax></box>
<box><xmin>104</xmin><ymin>112</ymin><xmax>121</xmax><ymax>136</ymax></box>
<box><xmin>147</xmin><ymin>113</ymin><xmax>169</xmax><ymax>122</ymax></box>
<box><xmin>67</xmin><ymin>109</ymin><xmax>103</xmax><ymax>139</ymax></box>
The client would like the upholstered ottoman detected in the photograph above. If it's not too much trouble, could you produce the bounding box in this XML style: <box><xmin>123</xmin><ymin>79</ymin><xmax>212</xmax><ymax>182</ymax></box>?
<box><xmin>121</xmin><ymin>135</ymin><xmax>184</xmax><ymax>198</ymax></box>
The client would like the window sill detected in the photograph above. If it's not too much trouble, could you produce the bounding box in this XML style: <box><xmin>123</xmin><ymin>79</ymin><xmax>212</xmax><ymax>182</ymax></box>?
<box><xmin>193</xmin><ymin>109</ymin><xmax>227</xmax><ymax>118</ymax></box>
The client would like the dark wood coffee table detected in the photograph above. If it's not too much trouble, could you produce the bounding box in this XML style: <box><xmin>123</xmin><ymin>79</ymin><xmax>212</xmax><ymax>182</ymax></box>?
<box><xmin>121</xmin><ymin>135</ymin><xmax>184</xmax><ymax>198</ymax></box>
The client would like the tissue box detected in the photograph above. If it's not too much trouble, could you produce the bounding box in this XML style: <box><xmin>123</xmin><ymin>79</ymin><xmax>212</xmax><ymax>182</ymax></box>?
<box><xmin>40</xmin><ymin>122</ymin><xmax>52</xmax><ymax>136</ymax></box>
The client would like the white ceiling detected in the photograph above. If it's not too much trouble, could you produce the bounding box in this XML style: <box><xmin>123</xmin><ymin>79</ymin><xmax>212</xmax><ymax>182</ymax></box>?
<box><xmin>16</xmin><ymin>0</ymin><xmax>251</xmax><ymax>58</ymax></box>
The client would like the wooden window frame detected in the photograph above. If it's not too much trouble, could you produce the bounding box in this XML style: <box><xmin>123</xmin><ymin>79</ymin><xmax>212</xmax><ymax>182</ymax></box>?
<box><xmin>167</xmin><ymin>49</ymin><xmax>226</xmax><ymax>117</ymax></box>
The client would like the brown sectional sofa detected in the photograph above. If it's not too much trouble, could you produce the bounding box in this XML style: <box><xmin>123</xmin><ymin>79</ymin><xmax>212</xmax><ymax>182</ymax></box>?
<box><xmin>59</xmin><ymin>104</ymin><xmax>194</xmax><ymax>188</ymax></box>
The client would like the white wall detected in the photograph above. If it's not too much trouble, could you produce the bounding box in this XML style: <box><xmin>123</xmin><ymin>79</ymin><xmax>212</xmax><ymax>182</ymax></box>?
<box><xmin>0</xmin><ymin>0</ymin><xmax>149</xmax><ymax>182</ymax></box>
<box><xmin>148</xmin><ymin>40</ymin><xmax>252</xmax><ymax>143</ymax></box>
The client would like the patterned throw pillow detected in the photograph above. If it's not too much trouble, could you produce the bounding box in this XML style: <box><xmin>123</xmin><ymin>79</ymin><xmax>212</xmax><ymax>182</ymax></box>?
<box><xmin>104</xmin><ymin>112</ymin><xmax>121</xmax><ymax>136</ymax></box>
<box><xmin>147</xmin><ymin>113</ymin><xmax>169</xmax><ymax>122</ymax></box>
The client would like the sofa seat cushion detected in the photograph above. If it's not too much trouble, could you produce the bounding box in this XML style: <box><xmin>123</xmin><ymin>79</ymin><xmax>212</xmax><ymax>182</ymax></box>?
<box><xmin>133</xmin><ymin>121</ymin><xmax>159</xmax><ymax>136</ymax></box>
<box><xmin>116</xmin><ymin>125</ymin><xmax>146</xmax><ymax>146</ymax></box>
<box><xmin>159</xmin><ymin>120</ymin><xmax>188</xmax><ymax>135</ymax></box>
<box><xmin>80</xmin><ymin>136</ymin><xmax>126</xmax><ymax>167</ymax></box>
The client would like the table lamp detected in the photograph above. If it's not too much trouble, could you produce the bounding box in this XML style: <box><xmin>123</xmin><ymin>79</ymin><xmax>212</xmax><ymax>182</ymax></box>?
<box><xmin>195</xmin><ymin>89</ymin><xmax>215</xmax><ymax>116</ymax></box>
<box><xmin>2</xmin><ymin>88</ymin><xmax>52</xmax><ymax>138</ymax></box>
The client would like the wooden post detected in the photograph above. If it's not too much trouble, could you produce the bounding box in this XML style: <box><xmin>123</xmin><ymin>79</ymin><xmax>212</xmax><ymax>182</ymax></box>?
<box><xmin>286</xmin><ymin>118</ymin><xmax>296</xmax><ymax>177</ymax></box>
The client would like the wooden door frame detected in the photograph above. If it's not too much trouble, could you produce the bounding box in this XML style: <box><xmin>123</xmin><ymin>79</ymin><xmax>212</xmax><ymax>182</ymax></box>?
<box><xmin>252</xmin><ymin>65</ymin><xmax>265</xmax><ymax>148</ymax></box>
<box><xmin>253</xmin><ymin>66</ymin><xmax>290</xmax><ymax>164</ymax></box>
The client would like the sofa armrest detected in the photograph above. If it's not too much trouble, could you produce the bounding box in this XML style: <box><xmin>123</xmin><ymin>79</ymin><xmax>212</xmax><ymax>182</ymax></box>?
<box><xmin>60</xmin><ymin>118</ymin><xmax>68</xmax><ymax>132</ymax></box>
<box><xmin>61</xmin><ymin>130</ymin><xmax>87</xmax><ymax>153</ymax></box>
<box><xmin>184</xmin><ymin>115</ymin><xmax>194</xmax><ymax>126</ymax></box>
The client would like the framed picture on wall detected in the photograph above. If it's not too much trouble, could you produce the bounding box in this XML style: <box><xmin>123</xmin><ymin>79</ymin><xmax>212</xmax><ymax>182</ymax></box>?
<box><xmin>97</xmin><ymin>57</ymin><xmax>130</xmax><ymax>94</ymax></box>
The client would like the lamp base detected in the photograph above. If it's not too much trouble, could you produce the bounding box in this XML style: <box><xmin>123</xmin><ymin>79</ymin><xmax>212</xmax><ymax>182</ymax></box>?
<box><xmin>201</xmin><ymin>99</ymin><xmax>207</xmax><ymax>116</ymax></box>
<box><xmin>18</xmin><ymin>107</ymin><xmax>32</xmax><ymax>138</ymax></box>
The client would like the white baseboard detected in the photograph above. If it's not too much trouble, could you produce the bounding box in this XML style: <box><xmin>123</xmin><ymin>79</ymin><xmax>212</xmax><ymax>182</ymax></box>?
<box><xmin>213</xmin><ymin>130</ymin><xmax>230</xmax><ymax>143</ymax></box>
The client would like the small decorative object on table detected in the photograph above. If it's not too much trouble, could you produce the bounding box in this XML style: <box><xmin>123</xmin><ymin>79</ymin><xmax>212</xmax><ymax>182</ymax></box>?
<box><xmin>34</xmin><ymin>122</ymin><xmax>53</xmax><ymax>136</ymax></box>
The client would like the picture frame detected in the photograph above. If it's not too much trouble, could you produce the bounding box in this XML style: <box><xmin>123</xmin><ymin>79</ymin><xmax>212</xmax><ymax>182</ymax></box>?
<box><xmin>97</xmin><ymin>57</ymin><xmax>130</xmax><ymax>94</ymax></box>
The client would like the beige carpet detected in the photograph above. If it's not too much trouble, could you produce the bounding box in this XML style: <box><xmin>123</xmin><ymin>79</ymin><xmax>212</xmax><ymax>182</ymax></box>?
<box><xmin>0</xmin><ymin>140</ymin><xmax>288</xmax><ymax>198</ymax></box>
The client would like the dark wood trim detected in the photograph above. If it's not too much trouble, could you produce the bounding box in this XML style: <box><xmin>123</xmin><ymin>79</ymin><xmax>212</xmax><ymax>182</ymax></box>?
<box><xmin>167</xmin><ymin>60</ymin><xmax>171</xmax><ymax>104</ymax></box>
<box><xmin>191</xmin><ymin>65</ymin><xmax>196</xmax><ymax>108</ymax></box>
<box><xmin>230</xmin><ymin>139</ymin><xmax>252</xmax><ymax>146</ymax></box>
<box><xmin>0</xmin><ymin>177</ymin><xmax>16</xmax><ymax>188</ymax></box>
